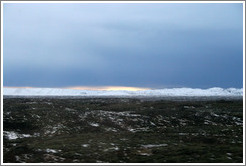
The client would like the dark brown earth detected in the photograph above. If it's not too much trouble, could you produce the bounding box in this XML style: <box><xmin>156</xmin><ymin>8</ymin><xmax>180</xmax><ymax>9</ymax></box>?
<box><xmin>3</xmin><ymin>97</ymin><xmax>243</xmax><ymax>163</ymax></box>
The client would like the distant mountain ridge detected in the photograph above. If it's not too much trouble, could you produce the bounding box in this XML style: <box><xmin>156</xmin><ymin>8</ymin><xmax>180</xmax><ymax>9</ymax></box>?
<box><xmin>3</xmin><ymin>87</ymin><xmax>243</xmax><ymax>97</ymax></box>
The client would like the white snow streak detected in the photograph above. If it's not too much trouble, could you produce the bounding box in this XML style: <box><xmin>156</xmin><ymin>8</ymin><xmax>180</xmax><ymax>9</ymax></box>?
<box><xmin>3</xmin><ymin>87</ymin><xmax>243</xmax><ymax>97</ymax></box>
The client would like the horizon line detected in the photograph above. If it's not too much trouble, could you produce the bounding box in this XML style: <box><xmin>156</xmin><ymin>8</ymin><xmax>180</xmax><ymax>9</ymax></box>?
<box><xmin>3</xmin><ymin>86</ymin><xmax>243</xmax><ymax>91</ymax></box>
<box><xmin>3</xmin><ymin>86</ymin><xmax>152</xmax><ymax>91</ymax></box>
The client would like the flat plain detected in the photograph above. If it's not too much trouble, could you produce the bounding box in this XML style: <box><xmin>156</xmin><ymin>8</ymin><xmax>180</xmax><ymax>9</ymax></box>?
<box><xmin>3</xmin><ymin>96</ymin><xmax>243</xmax><ymax>163</ymax></box>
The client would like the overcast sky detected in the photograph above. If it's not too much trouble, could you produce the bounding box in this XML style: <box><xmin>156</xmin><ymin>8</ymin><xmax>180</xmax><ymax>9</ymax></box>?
<box><xmin>3</xmin><ymin>3</ymin><xmax>243</xmax><ymax>89</ymax></box>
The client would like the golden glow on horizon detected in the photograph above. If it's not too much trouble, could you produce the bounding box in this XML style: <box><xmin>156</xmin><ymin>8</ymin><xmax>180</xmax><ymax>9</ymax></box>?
<box><xmin>4</xmin><ymin>86</ymin><xmax>151</xmax><ymax>91</ymax></box>
<box><xmin>66</xmin><ymin>86</ymin><xmax>150</xmax><ymax>91</ymax></box>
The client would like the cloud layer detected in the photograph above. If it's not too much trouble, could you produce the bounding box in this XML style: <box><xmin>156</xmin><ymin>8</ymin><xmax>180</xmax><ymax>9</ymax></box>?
<box><xmin>3</xmin><ymin>3</ymin><xmax>243</xmax><ymax>88</ymax></box>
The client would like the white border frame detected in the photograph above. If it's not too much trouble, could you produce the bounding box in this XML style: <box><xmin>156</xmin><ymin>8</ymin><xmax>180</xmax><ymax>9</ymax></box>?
<box><xmin>1</xmin><ymin>1</ymin><xmax>245</xmax><ymax>165</ymax></box>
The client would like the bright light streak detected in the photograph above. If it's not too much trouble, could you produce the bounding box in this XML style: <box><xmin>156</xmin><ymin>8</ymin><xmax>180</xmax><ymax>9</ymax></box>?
<box><xmin>66</xmin><ymin>86</ymin><xmax>150</xmax><ymax>91</ymax></box>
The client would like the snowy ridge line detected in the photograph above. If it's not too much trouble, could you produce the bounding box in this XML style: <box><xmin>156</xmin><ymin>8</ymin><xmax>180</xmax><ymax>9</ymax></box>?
<box><xmin>3</xmin><ymin>87</ymin><xmax>243</xmax><ymax>96</ymax></box>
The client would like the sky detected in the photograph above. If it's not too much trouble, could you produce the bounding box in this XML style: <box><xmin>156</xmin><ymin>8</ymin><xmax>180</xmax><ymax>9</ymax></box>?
<box><xmin>3</xmin><ymin>3</ymin><xmax>244</xmax><ymax>89</ymax></box>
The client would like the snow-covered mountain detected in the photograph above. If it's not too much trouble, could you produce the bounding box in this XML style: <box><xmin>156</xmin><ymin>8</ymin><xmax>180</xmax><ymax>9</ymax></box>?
<box><xmin>3</xmin><ymin>87</ymin><xmax>243</xmax><ymax>97</ymax></box>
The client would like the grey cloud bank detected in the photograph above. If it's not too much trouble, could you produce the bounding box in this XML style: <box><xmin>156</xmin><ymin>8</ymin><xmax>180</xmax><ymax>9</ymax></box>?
<box><xmin>3</xmin><ymin>3</ymin><xmax>243</xmax><ymax>88</ymax></box>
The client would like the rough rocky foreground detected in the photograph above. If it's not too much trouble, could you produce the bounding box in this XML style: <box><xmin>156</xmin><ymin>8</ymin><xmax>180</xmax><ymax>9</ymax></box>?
<box><xmin>3</xmin><ymin>97</ymin><xmax>243</xmax><ymax>163</ymax></box>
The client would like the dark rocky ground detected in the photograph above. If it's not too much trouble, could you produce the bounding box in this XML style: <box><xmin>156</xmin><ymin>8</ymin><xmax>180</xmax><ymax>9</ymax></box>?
<box><xmin>3</xmin><ymin>96</ymin><xmax>243</xmax><ymax>163</ymax></box>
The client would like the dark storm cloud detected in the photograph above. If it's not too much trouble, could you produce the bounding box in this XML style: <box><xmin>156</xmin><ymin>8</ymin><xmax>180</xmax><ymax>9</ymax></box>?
<box><xmin>3</xmin><ymin>3</ymin><xmax>243</xmax><ymax>88</ymax></box>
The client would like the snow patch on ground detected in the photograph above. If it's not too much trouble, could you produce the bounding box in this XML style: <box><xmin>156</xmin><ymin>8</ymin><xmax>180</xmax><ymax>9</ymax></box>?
<box><xmin>89</xmin><ymin>122</ymin><xmax>100</xmax><ymax>127</ymax></box>
<box><xmin>82</xmin><ymin>144</ymin><xmax>89</xmax><ymax>147</ymax></box>
<box><xmin>46</xmin><ymin>149</ymin><xmax>58</xmax><ymax>153</ymax></box>
<box><xmin>141</xmin><ymin>144</ymin><xmax>168</xmax><ymax>148</ymax></box>
<box><xmin>4</xmin><ymin>131</ymin><xmax>32</xmax><ymax>140</ymax></box>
